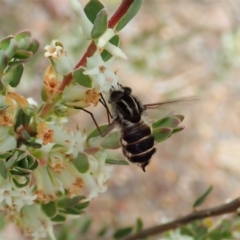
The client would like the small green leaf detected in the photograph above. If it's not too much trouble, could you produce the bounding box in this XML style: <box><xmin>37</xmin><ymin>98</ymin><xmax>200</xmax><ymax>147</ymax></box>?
<box><xmin>81</xmin><ymin>218</ymin><xmax>92</xmax><ymax>234</ymax></box>
<box><xmin>10</xmin><ymin>64</ymin><xmax>24</xmax><ymax>87</ymax></box>
<box><xmin>14</xmin><ymin>49</ymin><xmax>33</xmax><ymax>59</ymax></box>
<box><xmin>0</xmin><ymin>160</ymin><xmax>8</xmax><ymax>179</ymax></box>
<box><xmin>12</xmin><ymin>176</ymin><xmax>30</xmax><ymax>188</ymax></box>
<box><xmin>72</xmin><ymin>67</ymin><xmax>92</xmax><ymax>88</ymax></box>
<box><xmin>105</xmin><ymin>159</ymin><xmax>129</xmax><ymax>165</ymax></box>
<box><xmin>7</xmin><ymin>59</ymin><xmax>26</xmax><ymax>66</ymax></box>
<box><xmin>0</xmin><ymin>50</ymin><xmax>8</xmax><ymax>74</ymax></box>
<box><xmin>74</xmin><ymin>201</ymin><xmax>89</xmax><ymax>210</ymax></box>
<box><xmin>51</xmin><ymin>214</ymin><xmax>66</xmax><ymax>222</ymax></box>
<box><xmin>174</xmin><ymin>114</ymin><xmax>185</xmax><ymax>122</ymax></box>
<box><xmin>21</xmin><ymin>130</ymin><xmax>31</xmax><ymax>140</ymax></box>
<box><xmin>136</xmin><ymin>218</ymin><xmax>143</xmax><ymax>233</ymax></box>
<box><xmin>98</xmin><ymin>225</ymin><xmax>108</xmax><ymax>237</ymax></box>
<box><xmin>59</xmin><ymin>207</ymin><xmax>82</xmax><ymax>215</ymax></box>
<box><xmin>72</xmin><ymin>153</ymin><xmax>89</xmax><ymax>173</ymax></box>
<box><xmin>26</xmin><ymin>39</ymin><xmax>40</xmax><ymax>55</ymax></box>
<box><xmin>57</xmin><ymin>196</ymin><xmax>86</xmax><ymax>208</ymax></box>
<box><xmin>29</xmin><ymin>158</ymin><xmax>38</xmax><ymax>170</ymax></box>
<box><xmin>193</xmin><ymin>185</ymin><xmax>213</xmax><ymax>208</ymax></box>
<box><xmin>115</xmin><ymin>0</ymin><xmax>143</xmax><ymax>32</ymax></box>
<box><xmin>101</xmin><ymin>35</ymin><xmax>120</xmax><ymax>61</ymax></box>
<box><xmin>152</xmin><ymin>116</ymin><xmax>180</xmax><ymax>129</ymax></box>
<box><xmin>2</xmin><ymin>64</ymin><xmax>23</xmax><ymax>87</ymax></box>
<box><xmin>87</xmin><ymin>124</ymin><xmax>108</xmax><ymax>143</ymax></box>
<box><xmin>0</xmin><ymin>152</ymin><xmax>11</xmax><ymax>159</ymax></box>
<box><xmin>5</xmin><ymin>38</ymin><xmax>18</xmax><ymax>59</ymax></box>
<box><xmin>14</xmin><ymin>30</ymin><xmax>31</xmax><ymax>42</ymax></box>
<box><xmin>172</xmin><ymin>126</ymin><xmax>185</xmax><ymax>134</ymax></box>
<box><xmin>23</xmin><ymin>141</ymin><xmax>42</xmax><ymax>149</ymax></box>
<box><xmin>91</xmin><ymin>9</ymin><xmax>108</xmax><ymax>39</ymax></box>
<box><xmin>5</xmin><ymin>151</ymin><xmax>18</xmax><ymax>168</ymax></box>
<box><xmin>0</xmin><ymin>36</ymin><xmax>14</xmax><ymax>50</ymax></box>
<box><xmin>42</xmin><ymin>202</ymin><xmax>57</xmax><ymax>218</ymax></box>
<box><xmin>113</xmin><ymin>227</ymin><xmax>133</xmax><ymax>239</ymax></box>
<box><xmin>14</xmin><ymin>108</ymin><xmax>31</xmax><ymax>131</ymax></box>
<box><xmin>152</xmin><ymin>127</ymin><xmax>173</xmax><ymax>142</ymax></box>
<box><xmin>84</xmin><ymin>0</ymin><xmax>105</xmax><ymax>23</ymax></box>
<box><xmin>101</xmin><ymin>131</ymin><xmax>120</xmax><ymax>149</ymax></box>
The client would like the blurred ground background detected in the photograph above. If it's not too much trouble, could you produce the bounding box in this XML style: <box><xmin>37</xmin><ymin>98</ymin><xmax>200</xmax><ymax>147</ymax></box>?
<box><xmin>1</xmin><ymin>0</ymin><xmax>240</xmax><ymax>239</ymax></box>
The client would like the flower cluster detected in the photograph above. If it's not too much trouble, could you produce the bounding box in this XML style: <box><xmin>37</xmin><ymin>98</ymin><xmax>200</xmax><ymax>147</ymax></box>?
<box><xmin>0</xmin><ymin>0</ymin><xmax>135</xmax><ymax>239</ymax></box>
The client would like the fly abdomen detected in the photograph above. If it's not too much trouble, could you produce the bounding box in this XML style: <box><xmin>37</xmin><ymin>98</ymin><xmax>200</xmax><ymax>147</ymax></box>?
<box><xmin>124</xmin><ymin>136</ymin><xmax>155</xmax><ymax>154</ymax></box>
<box><xmin>120</xmin><ymin>121</ymin><xmax>156</xmax><ymax>172</ymax></box>
<box><xmin>121</xmin><ymin>122</ymin><xmax>151</xmax><ymax>143</ymax></box>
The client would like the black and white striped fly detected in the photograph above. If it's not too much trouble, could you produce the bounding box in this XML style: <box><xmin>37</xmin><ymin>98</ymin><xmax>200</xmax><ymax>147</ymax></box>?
<box><xmin>108</xmin><ymin>86</ymin><xmax>156</xmax><ymax>172</ymax></box>
<box><xmin>79</xmin><ymin>85</ymin><xmax>194</xmax><ymax>172</ymax></box>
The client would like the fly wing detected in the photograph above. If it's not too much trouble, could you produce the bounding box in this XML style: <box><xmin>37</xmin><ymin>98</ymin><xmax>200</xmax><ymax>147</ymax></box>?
<box><xmin>142</xmin><ymin>96</ymin><xmax>197</xmax><ymax>123</ymax></box>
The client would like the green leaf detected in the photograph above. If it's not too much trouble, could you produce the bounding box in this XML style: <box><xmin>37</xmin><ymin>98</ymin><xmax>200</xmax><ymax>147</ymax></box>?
<box><xmin>105</xmin><ymin>159</ymin><xmax>129</xmax><ymax>165</ymax></box>
<box><xmin>84</xmin><ymin>0</ymin><xmax>105</xmax><ymax>23</ymax></box>
<box><xmin>59</xmin><ymin>207</ymin><xmax>83</xmax><ymax>215</ymax></box>
<box><xmin>42</xmin><ymin>202</ymin><xmax>57</xmax><ymax>218</ymax></box>
<box><xmin>172</xmin><ymin>126</ymin><xmax>185</xmax><ymax>134</ymax></box>
<box><xmin>98</xmin><ymin>225</ymin><xmax>108</xmax><ymax>237</ymax></box>
<box><xmin>193</xmin><ymin>185</ymin><xmax>213</xmax><ymax>208</ymax></box>
<box><xmin>4</xmin><ymin>38</ymin><xmax>18</xmax><ymax>59</ymax></box>
<box><xmin>29</xmin><ymin>158</ymin><xmax>38</xmax><ymax>170</ymax></box>
<box><xmin>5</xmin><ymin>151</ymin><xmax>18</xmax><ymax>168</ymax></box>
<box><xmin>74</xmin><ymin>201</ymin><xmax>89</xmax><ymax>210</ymax></box>
<box><xmin>81</xmin><ymin>218</ymin><xmax>92</xmax><ymax>234</ymax></box>
<box><xmin>152</xmin><ymin>116</ymin><xmax>181</xmax><ymax>129</ymax></box>
<box><xmin>0</xmin><ymin>36</ymin><xmax>14</xmax><ymax>50</ymax></box>
<box><xmin>91</xmin><ymin>9</ymin><xmax>108</xmax><ymax>39</ymax></box>
<box><xmin>72</xmin><ymin>152</ymin><xmax>89</xmax><ymax>173</ymax></box>
<box><xmin>0</xmin><ymin>159</ymin><xmax>8</xmax><ymax>179</ymax></box>
<box><xmin>12</xmin><ymin>176</ymin><xmax>30</xmax><ymax>188</ymax></box>
<box><xmin>87</xmin><ymin>124</ymin><xmax>108</xmax><ymax>143</ymax></box>
<box><xmin>101</xmin><ymin>131</ymin><xmax>120</xmax><ymax>149</ymax></box>
<box><xmin>113</xmin><ymin>227</ymin><xmax>133</xmax><ymax>239</ymax></box>
<box><xmin>115</xmin><ymin>0</ymin><xmax>143</xmax><ymax>32</ymax></box>
<box><xmin>14</xmin><ymin>30</ymin><xmax>31</xmax><ymax>42</ymax></box>
<box><xmin>152</xmin><ymin>127</ymin><xmax>173</xmax><ymax>142</ymax></box>
<box><xmin>10</xmin><ymin>64</ymin><xmax>24</xmax><ymax>87</ymax></box>
<box><xmin>57</xmin><ymin>196</ymin><xmax>86</xmax><ymax>208</ymax></box>
<box><xmin>0</xmin><ymin>50</ymin><xmax>8</xmax><ymax>74</ymax></box>
<box><xmin>0</xmin><ymin>152</ymin><xmax>11</xmax><ymax>159</ymax></box>
<box><xmin>51</xmin><ymin>214</ymin><xmax>66</xmax><ymax>222</ymax></box>
<box><xmin>14</xmin><ymin>108</ymin><xmax>31</xmax><ymax>131</ymax></box>
<box><xmin>72</xmin><ymin>67</ymin><xmax>92</xmax><ymax>88</ymax></box>
<box><xmin>21</xmin><ymin>130</ymin><xmax>31</xmax><ymax>140</ymax></box>
<box><xmin>23</xmin><ymin>141</ymin><xmax>42</xmax><ymax>149</ymax></box>
<box><xmin>101</xmin><ymin>35</ymin><xmax>120</xmax><ymax>61</ymax></box>
<box><xmin>2</xmin><ymin>64</ymin><xmax>23</xmax><ymax>87</ymax></box>
<box><xmin>14</xmin><ymin>49</ymin><xmax>33</xmax><ymax>59</ymax></box>
<box><xmin>136</xmin><ymin>218</ymin><xmax>143</xmax><ymax>233</ymax></box>
<box><xmin>26</xmin><ymin>39</ymin><xmax>40</xmax><ymax>55</ymax></box>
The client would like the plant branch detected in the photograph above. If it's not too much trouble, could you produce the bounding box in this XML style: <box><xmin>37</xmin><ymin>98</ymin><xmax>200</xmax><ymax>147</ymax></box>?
<box><xmin>124</xmin><ymin>197</ymin><xmax>240</xmax><ymax>240</ymax></box>
<box><xmin>39</xmin><ymin>0</ymin><xmax>135</xmax><ymax>118</ymax></box>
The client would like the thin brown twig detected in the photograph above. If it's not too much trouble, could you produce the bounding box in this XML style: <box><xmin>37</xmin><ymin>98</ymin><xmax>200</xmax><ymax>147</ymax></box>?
<box><xmin>124</xmin><ymin>197</ymin><xmax>240</xmax><ymax>240</ymax></box>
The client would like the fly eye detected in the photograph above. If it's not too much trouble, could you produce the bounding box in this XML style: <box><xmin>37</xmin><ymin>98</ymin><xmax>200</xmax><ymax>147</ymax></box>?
<box><xmin>108</xmin><ymin>91</ymin><xmax>124</xmax><ymax>103</ymax></box>
<box><xmin>122</xmin><ymin>87</ymin><xmax>132</xmax><ymax>95</ymax></box>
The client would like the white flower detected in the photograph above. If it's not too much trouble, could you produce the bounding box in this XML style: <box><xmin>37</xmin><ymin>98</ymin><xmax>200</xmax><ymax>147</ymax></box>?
<box><xmin>0</xmin><ymin>182</ymin><xmax>18</xmax><ymax>206</ymax></box>
<box><xmin>44</xmin><ymin>40</ymin><xmax>66</xmax><ymax>59</ymax></box>
<box><xmin>84</xmin><ymin>54</ymin><xmax>119</xmax><ymax>93</ymax></box>
<box><xmin>49</xmin><ymin>124</ymin><xmax>86</xmax><ymax>159</ymax></box>
<box><xmin>20</xmin><ymin>204</ymin><xmax>56</xmax><ymax>240</ymax></box>
<box><xmin>13</xmin><ymin>187</ymin><xmax>37</xmax><ymax>211</ymax></box>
